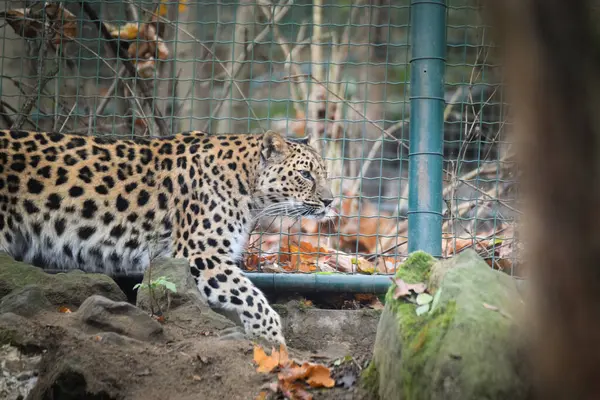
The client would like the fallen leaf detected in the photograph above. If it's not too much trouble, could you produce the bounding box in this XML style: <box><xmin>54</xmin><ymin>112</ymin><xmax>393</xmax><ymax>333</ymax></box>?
<box><xmin>58</xmin><ymin>306</ymin><xmax>72</xmax><ymax>313</ymax></box>
<box><xmin>255</xmin><ymin>391</ymin><xmax>268</xmax><ymax>400</ymax></box>
<box><xmin>278</xmin><ymin>363</ymin><xmax>309</xmax><ymax>382</ymax></box>
<box><xmin>254</xmin><ymin>344</ymin><xmax>291</xmax><ymax>373</ymax></box>
<box><xmin>430</xmin><ymin>288</ymin><xmax>443</xmax><ymax>312</ymax></box>
<box><xmin>416</xmin><ymin>293</ymin><xmax>433</xmax><ymax>306</ymax></box>
<box><xmin>354</xmin><ymin>257</ymin><xmax>376</xmax><ymax>274</ymax></box>
<box><xmin>192</xmin><ymin>375</ymin><xmax>202</xmax><ymax>381</ymax></box>
<box><xmin>391</xmin><ymin>278</ymin><xmax>427</xmax><ymax>299</ymax></box>
<box><xmin>338</xmin><ymin>371</ymin><xmax>357</xmax><ymax>388</ymax></box>
<box><xmin>254</xmin><ymin>345</ymin><xmax>279</xmax><ymax>373</ymax></box>
<box><xmin>416</xmin><ymin>304</ymin><xmax>430</xmax><ymax>316</ymax></box>
<box><xmin>279</xmin><ymin>380</ymin><xmax>314</xmax><ymax>400</ymax></box>
<box><xmin>305</xmin><ymin>364</ymin><xmax>335</xmax><ymax>388</ymax></box>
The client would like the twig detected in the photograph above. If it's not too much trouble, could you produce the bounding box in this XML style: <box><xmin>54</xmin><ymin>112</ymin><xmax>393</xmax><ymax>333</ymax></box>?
<box><xmin>347</xmin><ymin>119</ymin><xmax>409</xmax><ymax>197</ymax></box>
<box><xmin>365</xmin><ymin>240</ymin><xmax>407</xmax><ymax>262</ymax></box>
<box><xmin>80</xmin><ymin>1</ymin><xmax>168</xmax><ymax>136</ymax></box>
<box><xmin>0</xmin><ymin>101</ymin><xmax>15</xmax><ymax>128</ymax></box>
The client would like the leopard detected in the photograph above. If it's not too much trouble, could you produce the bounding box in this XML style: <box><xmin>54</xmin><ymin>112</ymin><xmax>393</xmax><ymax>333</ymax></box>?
<box><xmin>0</xmin><ymin>129</ymin><xmax>333</xmax><ymax>345</ymax></box>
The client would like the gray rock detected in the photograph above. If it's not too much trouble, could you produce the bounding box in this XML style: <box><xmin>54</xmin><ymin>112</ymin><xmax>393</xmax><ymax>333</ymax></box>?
<box><xmin>76</xmin><ymin>295</ymin><xmax>164</xmax><ymax>342</ymax></box>
<box><xmin>364</xmin><ymin>250</ymin><xmax>532</xmax><ymax>400</ymax></box>
<box><xmin>0</xmin><ymin>252</ymin><xmax>126</xmax><ymax>306</ymax></box>
<box><xmin>135</xmin><ymin>257</ymin><xmax>207</xmax><ymax>313</ymax></box>
<box><xmin>0</xmin><ymin>285</ymin><xmax>52</xmax><ymax>317</ymax></box>
<box><xmin>93</xmin><ymin>332</ymin><xmax>145</xmax><ymax>346</ymax></box>
<box><xmin>280</xmin><ymin>300</ymin><xmax>381</xmax><ymax>359</ymax></box>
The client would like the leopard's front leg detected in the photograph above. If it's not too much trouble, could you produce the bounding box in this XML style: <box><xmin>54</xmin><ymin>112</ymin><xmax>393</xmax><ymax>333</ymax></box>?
<box><xmin>187</xmin><ymin>251</ymin><xmax>286</xmax><ymax>345</ymax></box>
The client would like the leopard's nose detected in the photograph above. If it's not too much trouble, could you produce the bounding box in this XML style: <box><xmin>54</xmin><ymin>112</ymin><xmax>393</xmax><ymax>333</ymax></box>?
<box><xmin>322</xmin><ymin>198</ymin><xmax>333</xmax><ymax>207</ymax></box>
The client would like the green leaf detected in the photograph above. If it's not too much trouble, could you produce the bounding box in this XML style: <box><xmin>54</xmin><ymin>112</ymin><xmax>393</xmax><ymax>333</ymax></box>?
<box><xmin>416</xmin><ymin>293</ymin><xmax>433</xmax><ymax>306</ymax></box>
<box><xmin>132</xmin><ymin>283</ymin><xmax>142</xmax><ymax>290</ymax></box>
<box><xmin>416</xmin><ymin>304</ymin><xmax>430</xmax><ymax>316</ymax></box>
<box><xmin>429</xmin><ymin>288</ymin><xmax>443</xmax><ymax>313</ymax></box>
<box><xmin>163</xmin><ymin>281</ymin><xmax>177</xmax><ymax>293</ymax></box>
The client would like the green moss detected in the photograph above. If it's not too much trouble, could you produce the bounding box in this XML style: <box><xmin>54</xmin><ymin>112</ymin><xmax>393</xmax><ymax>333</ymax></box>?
<box><xmin>395</xmin><ymin>251</ymin><xmax>436</xmax><ymax>283</ymax></box>
<box><xmin>401</xmin><ymin>302</ymin><xmax>457</xmax><ymax>397</ymax></box>
<box><xmin>0</xmin><ymin>328</ymin><xmax>16</xmax><ymax>346</ymax></box>
<box><xmin>0</xmin><ymin>252</ymin><xmax>125</xmax><ymax>305</ymax></box>
<box><xmin>381</xmin><ymin>250</ymin><xmax>456</xmax><ymax>398</ymax></box>
<box><xmin>361</xmin><ymin>361</ymin><xmax>380</xmax><ymax>394</ymax></box>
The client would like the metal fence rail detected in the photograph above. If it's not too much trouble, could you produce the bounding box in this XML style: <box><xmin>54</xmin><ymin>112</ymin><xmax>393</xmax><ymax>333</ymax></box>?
<box><xmin>0</xmin><ymin>0</ymin><xmax>518</xmax><ymax>294</ymax></box>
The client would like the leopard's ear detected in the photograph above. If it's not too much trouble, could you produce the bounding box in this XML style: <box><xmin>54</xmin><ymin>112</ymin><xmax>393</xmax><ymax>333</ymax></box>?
<box><xmin>261</xmin><ymin>131</ymin><xmax>289</xmax><ymax>163</ymax></box>
<box><xmin>287</xmin><ymin>135</ymin><xmax>310</xmax><ymax>146</ymax></box>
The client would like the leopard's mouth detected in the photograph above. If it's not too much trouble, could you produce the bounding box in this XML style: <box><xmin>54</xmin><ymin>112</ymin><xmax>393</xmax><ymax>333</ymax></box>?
<box><xmin>303</xmin><ymin>204</ymin><xmax>335</xmax><ymax>221</ymax></box>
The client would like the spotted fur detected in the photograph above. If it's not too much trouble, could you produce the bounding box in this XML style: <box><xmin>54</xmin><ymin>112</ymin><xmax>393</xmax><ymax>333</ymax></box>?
<box><xmin>0</xmin><ymin>129</ymin><xmax>333</xmax><ymax>344</ymax></box>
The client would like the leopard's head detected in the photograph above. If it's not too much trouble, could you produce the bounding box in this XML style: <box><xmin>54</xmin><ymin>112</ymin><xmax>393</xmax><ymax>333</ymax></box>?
<box><xmin>252</xmin><ymin>131</ymin><xmax>333</xmax><ymax>220</ymax></box>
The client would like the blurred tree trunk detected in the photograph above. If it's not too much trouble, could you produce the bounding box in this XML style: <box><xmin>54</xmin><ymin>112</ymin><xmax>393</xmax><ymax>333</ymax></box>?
<box><xmin>486</xmin><ymin>1</ymin><xmax>600</xmax><ymax>399</ymax></box>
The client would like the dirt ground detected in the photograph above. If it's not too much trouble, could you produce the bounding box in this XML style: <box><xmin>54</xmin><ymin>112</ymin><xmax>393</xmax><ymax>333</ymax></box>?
<box><xmin>1</xmin><ymin>295</ymin><xmax>378</xmax><ymax>400</ymax></box>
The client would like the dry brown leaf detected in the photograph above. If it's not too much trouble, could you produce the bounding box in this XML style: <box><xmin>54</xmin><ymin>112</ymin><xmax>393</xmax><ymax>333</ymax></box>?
<box><xmin>254</xmin><ymin>344</ymin><xmax>291</xmax><ymax>373</ymax></box>
<box><xmin>58</xmin><ymin>306</ymin><xmax>72</xmax><ymax>313</ymax></box>
<box><xmin>305</xmin><ymin>364</ymin><xmax>335</xmax><ymax>388</ymax></box>
<box><xmin>279</xmin><ymin>380</ymin><xmax>314</xmax><ymax>400</ymax></box>
<box><xmin>391</xmin><ymin>277</ymin><xmax>426</xmax><ymax>299</ymax></box>
<box><xmin>254</xmin><ymin>345</ymin><xmax>279</xmax><ymax>373</ymax></box>
<box><xmin>279</xmin><ymin>240</ymin><xmax>331</xmax><ymax>273</ymax></box>
<box><xmin>45</xmin><ymin>3</ymin><xmax>77</xmax><ymax>45</ymax></box>
<box><xmin>278</xmin><ymin>363</ymin><xmax>309</xmax><ymax>382</ymax></box>
<box><xmin>0</xmin><ymin>8</ymin><xmax>43</xmax><ymax>39</ymax></box>
<box><xmin>255</xmin><ymin>391</ymin><xmax>269</xmax><ymax>400</ymax></box>
<box><xmin>355</xmin><ymin>257</ymin><xmax>375</xmax><ymax>274</ymax></box>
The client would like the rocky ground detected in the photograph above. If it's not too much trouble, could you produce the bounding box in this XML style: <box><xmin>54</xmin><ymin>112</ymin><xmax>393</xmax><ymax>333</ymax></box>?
<box><xmin>0</xmin><ymin>252</ymin><xmax>380</xmax><ymax>400</ymax></box>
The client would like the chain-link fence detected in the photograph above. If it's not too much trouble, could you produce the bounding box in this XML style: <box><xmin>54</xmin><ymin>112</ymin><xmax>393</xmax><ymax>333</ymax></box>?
<box><xmin>0</xmin><ymin>0</ymin><xmax>520</xmax><ymax>293</ymax></box>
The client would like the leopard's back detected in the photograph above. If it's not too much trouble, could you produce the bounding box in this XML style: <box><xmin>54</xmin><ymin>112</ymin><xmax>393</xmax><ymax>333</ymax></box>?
<box><xmin>0</xmin><ymin>129</ymin><xmax>178</xmax><ymax>274</ymax></box>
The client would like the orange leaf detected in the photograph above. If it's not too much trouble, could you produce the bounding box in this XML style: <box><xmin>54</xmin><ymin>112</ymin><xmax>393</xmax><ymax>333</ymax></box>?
<box><xmin>253</xmin><ymin>345</ymin><xmax>279</xmax><ymax>373</ymax></box>
<box><xmin>305</xmin><ymin>364</ymin><xmax>335</xmax><ymax>388</ymax></box>
<box><xmin>253</xmin><ymin>344</ymin><xmax>290</xmax><ymax>373</ymax></box>
<box><xmin>278</xmin><ymin>363</ymin><xmax>310</xmax><ymax>382</ymax></box>
<box><xmin>58</xmin><ymin>306</ymin><xmax>72</xmax><ymax>313</ymax></box>
<box><xmin>255</xmin><ymin>391</ymin><xmax>268</xmax><ymax>400</ymax></box>
<box><xmin>279</xmin><ymin>380</ymin><xmax>314</xmax><ymax>400</ymax></box>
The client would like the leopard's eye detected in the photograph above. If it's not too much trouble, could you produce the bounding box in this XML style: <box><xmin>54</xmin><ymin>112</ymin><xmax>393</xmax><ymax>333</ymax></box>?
<box><xmin>299</xmin><ymin>170</ymin><xmax>313</xmax><ymax>180</ymax></box>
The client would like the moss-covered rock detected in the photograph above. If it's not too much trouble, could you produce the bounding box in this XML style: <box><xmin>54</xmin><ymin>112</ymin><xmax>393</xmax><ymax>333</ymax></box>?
<box><xmin>0</xmin><ymin>252</ymin><xmax>126</xmax><ymax>307</ymax></box>
<box><xmin>135</xmin><ymin>257</ymin><xmax>207</xmax><ymax>313</ymax></box>
<box><xmin>0</xmin><ymin>285</ymin><xmax>52</xmax><ymax>317</ymax></box>
<box><xmin>363</xmin><ymin>249</ymin><xmax>531</xmax><ymax>400</ymax></box>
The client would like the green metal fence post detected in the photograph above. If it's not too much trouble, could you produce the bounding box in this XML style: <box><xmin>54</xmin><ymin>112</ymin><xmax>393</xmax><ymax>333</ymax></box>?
<box><xmin>407</xmin><ymin>0</ymin><xmax>446</xmax><ymax>257</ymax></box>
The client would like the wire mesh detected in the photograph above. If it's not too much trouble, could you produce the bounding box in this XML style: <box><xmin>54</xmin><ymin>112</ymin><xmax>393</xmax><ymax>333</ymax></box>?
<box><xmin>0</xmin><ymin>0</ymin><xmax>520</xmax><ymax>290</ymax></box>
